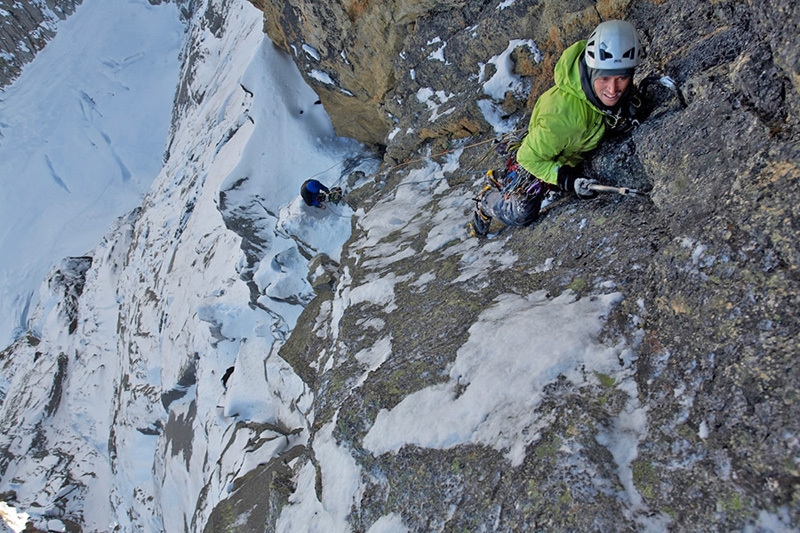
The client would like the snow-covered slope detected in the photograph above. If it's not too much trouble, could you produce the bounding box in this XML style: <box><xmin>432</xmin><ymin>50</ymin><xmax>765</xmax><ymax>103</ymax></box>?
<box><xmin>0</xmin><ymin>0</ymin><xmax>370</xmax><ymax>529</ymax></box>
<box><xmin>0</xmin><ymin>0</ymin><xmax>184</xmax><ymax>350</ymax></box>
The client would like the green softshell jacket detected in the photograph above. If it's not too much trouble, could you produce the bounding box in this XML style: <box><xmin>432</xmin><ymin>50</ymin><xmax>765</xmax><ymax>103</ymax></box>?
<box><xmin>515</xmin><ymin>40</ymin><xmax>606</xmax><ymax>185</ymax></box>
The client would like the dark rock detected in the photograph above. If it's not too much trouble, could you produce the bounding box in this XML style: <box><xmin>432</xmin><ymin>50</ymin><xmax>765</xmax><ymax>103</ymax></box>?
<box><xmin>249</xmin><ymin>0</ymin><xmax>800</xmax><ymax>530</ymax></box>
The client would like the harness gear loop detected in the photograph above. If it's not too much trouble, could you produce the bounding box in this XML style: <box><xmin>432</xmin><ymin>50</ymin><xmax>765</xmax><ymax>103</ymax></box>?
<box><xmin>491</xmin><ymin>156</ymin><xmax>552</xmax><ymax>204</ymax></box>
<box><xmin>317</xmin><ymin>186</ymin><xmax>344</xmax><ymax>208</ymax></box>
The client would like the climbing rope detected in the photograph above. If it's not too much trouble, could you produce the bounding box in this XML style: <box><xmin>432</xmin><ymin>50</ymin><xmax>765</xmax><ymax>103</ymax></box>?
<box><xmin>301</xmin><ymin>128</ymin><xmax>527</xmax><ymax>195</ymax></box>
<box><xmin>381</xmin><ymin>128</ymin><xmax>526</xmax><ymax>182</ymax></box>
<box><xmin>323</xmin><ymin>202</ymin><xmax>353</xmax><ymax>218</ymax></box>
<box><xmin>301</xmin><ymin>72</ymin><xmax>684</xmax><ymax>203</ymax></box>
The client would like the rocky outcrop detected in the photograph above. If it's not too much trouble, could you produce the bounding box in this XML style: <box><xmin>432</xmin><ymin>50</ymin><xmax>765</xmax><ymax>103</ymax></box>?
<box><xmin>0</xmin><ymin>0</ymin><xmax>82</xmax><ymax>87</ymax></box>
<box><xmin>261</xmin><ymin>0</ymin><xmax>636</xmax><ymax>155</ymax></box>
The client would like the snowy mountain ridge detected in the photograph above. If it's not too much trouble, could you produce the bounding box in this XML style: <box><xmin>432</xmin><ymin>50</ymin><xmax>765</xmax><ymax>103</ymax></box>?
<box><xmin>1</xmin><ymin>0</ymin><xmax>369</xmax><ymax>530</ymax></box>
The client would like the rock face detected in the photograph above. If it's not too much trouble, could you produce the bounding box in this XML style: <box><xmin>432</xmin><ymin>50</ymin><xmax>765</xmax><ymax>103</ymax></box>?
<box><xmin>0</xmin><ymin>0</ymin><xmax>798</xmax><ymax>530</ymax></box>
<box><xmin>0</xmin><ymin>0</ymin><xmax>83</xmax><ymax>87</ymax></box>
<box><xmin>251</xmin><ymin>0</ymin><xmax>800</xmax><ymax>530</ymax></box>
<box><xmin>262</xmin><ymin>0</ymin><xmax>637</xmax><ymax>156</ymax></box>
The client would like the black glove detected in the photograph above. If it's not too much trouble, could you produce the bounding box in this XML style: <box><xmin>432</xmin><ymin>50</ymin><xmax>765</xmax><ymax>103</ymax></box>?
<box><xmin>557</xmin><ymin>166</ymin><xmax>598</xmax><ymax>199</ymax></box>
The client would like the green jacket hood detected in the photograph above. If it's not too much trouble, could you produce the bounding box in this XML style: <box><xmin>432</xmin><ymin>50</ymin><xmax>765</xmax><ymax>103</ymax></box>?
<box><xmin>514</xmin><ymin>39</ymin><xmax>607</xmax><ymax>185</ymax></box>
<box><xmin>554</xmin><ymin>40</ymin><xmax>592</xmax><ymax>105</ymax></box>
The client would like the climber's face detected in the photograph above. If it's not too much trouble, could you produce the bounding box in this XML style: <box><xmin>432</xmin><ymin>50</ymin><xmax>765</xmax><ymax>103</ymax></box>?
<box><xmin>593</xmin><ymin>75</ymin><xmax>631</xmax><ymax>107</ymax></box>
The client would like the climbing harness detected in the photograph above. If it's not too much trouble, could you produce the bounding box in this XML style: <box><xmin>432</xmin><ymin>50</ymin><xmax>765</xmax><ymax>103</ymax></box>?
<box><xmin>603</xmin><ymin>91</ymin><xmax>643</xmax><ymax>132</ymax></box>
<box><xmin>482</xmin><ymin>131</ymin><xmax>554</xmax><ymax>206</ymax></box>
<box><xmin>499</xmin><ymin>159</ymin><xmax>552</xmax><ymax>201</ymax></box>
<box><xmin>316</xmin><ymin>186</ymin><xmax>344</xmax><ymax>210</ymax></box>
<box><xmin>325</xmin><ymin>186</ymin><xmax>344</xmax><ymax>204</ymax></box>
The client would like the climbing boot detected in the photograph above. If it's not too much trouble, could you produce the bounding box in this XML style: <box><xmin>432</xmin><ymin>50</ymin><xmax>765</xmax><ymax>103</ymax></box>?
<box><xmin>469</xmin><ymin>207</ymin><xmax>491</xmax><ymax>238</ymax></box>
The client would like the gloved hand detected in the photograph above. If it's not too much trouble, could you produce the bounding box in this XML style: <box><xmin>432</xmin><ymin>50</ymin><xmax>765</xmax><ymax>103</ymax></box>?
<box><xmin>573</xmin><ymin>178</ymin><xmax>598</xmax><ymax>199</ymax></box>
<box><xmin>557</xmin><ymin>165</ymin><xmax>597</xmax><ymax>199</ymax></box>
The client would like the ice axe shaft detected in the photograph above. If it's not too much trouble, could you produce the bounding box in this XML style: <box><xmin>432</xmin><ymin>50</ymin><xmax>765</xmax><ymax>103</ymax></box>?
<box><xmin>587</xmin><ymin>183</ymin><xmax>647</xmax><ymax>196</ymax></box>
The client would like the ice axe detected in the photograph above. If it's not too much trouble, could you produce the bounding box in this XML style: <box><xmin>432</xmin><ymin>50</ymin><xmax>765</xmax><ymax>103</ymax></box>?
<box><xmin>587</xmin><ymin>183</ymin><xmax>648</xmax><ymax>197</ymax></box>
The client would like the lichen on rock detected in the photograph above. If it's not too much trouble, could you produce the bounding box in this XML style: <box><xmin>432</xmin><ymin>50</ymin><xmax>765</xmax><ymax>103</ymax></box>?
<box><xmin>249</xmin><ymin>0</ymin><xmax>800</xmax><ymax>530</ymax></box>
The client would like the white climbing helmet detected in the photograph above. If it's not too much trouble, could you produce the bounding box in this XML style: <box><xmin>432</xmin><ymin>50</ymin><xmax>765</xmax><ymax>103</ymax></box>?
<box><xmin>585</xmin><ymin>20</ymin><xmax>641</xmax><ymax>70</ymax></box>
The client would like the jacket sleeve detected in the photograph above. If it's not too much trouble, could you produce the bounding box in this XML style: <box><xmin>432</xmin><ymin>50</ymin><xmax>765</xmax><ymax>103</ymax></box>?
<box><xmin>515</xmin><ymin>91</ymin><xmax>580</xmax><ymax>185</ymax></box>
<box><xmin>516</xmin><ymin>89</ymin><xmax>603</xmax><ymax>186</ymax></box>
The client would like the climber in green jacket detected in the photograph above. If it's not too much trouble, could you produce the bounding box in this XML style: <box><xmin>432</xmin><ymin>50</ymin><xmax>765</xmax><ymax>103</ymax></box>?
<box><xmin>470</xmin><ymin>19</ymin><xmax>644</xmax><ymax>237</ymax></box>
